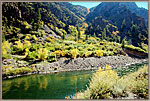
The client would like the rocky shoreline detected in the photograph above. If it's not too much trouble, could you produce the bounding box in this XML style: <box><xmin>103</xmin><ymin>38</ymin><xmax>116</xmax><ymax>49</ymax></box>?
<box><xmin>2</xmin><ymin>55</ymin><xmax>148</xmax><ymax>80</ymax></box>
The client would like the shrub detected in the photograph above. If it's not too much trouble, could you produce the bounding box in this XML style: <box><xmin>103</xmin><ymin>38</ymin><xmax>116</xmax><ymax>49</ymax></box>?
<box><xmin>38</xmin><ymin>48</ymin><xmax>48</xmax><ymax>61</ymax></box>
<box><xmin>75</xmin><ymin>65</ymin><xmax>119</xmax><ymax>99</ymax></box>
<box><xmin>60</xmin><ymin>50</ymin><xmax>67</xmax><ymax>57</ymax></box>
<box><xmin>122</xmin><ymin>65</ymin><xmax>148</xmax><ymax>99</ymax></box>
<box><xmin>85</xmin><ymin>50</ymin><xmax>92</xmax><ymax>57</ymax></box>
<box><xmin>2</xmin><ymin>54</ymin><xmax>12</xmax><ymax>59</ymax></box>
<box><xmin>70</xmin><ymin>49</ymin><xmax>79</xmax><ymax>59</ymax></box>
<box><xmin>53</xmin><ymin>43</ymin><xmax>61</xmax><ymax>50</ymax></box>
<box><xmin>55</xmin><ymin>50</ymin><xmax>62</xmax><ymax>57</ymax></box>
<box><xmin>2</xmin><ymin>66</ymin><xmax>32</xmax><ymax>76</ymax></box>
<box><xmin>22</xmin><ymin>21</ymin><xmax>31</xmax><ymax>29</ymax></box>
<box><xmin>25</xmin><ymin>35</ymin><xmax>30</xmax><ymax>40</ymax></box>
<box><xmin>47</xmin><ymin>52</ymin><xmax>57</xmax><ymax>62</ymax></box>
<box><xmin>25</xmin><ymin>51</ymin><xmax>38</xmax><ymax>60</ymax></box>
<box><xmin>29</xmin><ymin>31</ymin><xmax>40</xmax><ymax>36</ymax></box>
<box><xmin>78</xmin><ymin>51</ymin><xmax>85</xmax><ymax>57</ymax></box>
<box><xmin>23</xmin><ymin>40</ymin><xmax>31</xmax><ymax>49</ymax></box>
<box><xmin>74</xmin><ymin>65</ymin><xmax>148</xmax><ymax>99</ymax></box>
<box><xmin>2</xmin><ymin>41</ymin><xmax>11</xmax><ymax>59</ymax></box>
<box><xmin>46</xmin><ymin>37</ymin><xmax>55</xmax><ymax>42</ymax></box>
<box><xmin>14</xmin><ymin>40</ymin><xmax>24</xmax><ymax>52</ymax></box>
<box><xmin>46</xmin><ymin>47</ymin><xmax>55</xmax><ymax>51</ymax></box>
<box><xmin>95</xmin><ymin>50</ymin><xmax>103</xmax><ymax>57</ymax></box>
<box><xmin>29</xmin><ymin>43</ymin><xmax>40</xmax><ymax>51</ymax></box>
<box><xmin>31</xmin><ymin>35</ymin><xmax>37</xmax><ymax>40</ymax></box>
<box><xmin>38</xmin><ymin>29</ymin><xmax>46</xmax><ymax>36</ymax></box>
<box><xmin>24</xmin><ymin>48</ymin><xmax>29</xmax><ymax>57</ymax></box>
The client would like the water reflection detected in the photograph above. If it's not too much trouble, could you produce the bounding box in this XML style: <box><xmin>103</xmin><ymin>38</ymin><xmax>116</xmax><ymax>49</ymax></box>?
<box><xmin>38</xmin><ymin>76</ymin><xmax>48</xmax><ymax>90</ymax></box>
<box><xmin>2</xmin><ymin>70</ymin><xmax>95</xmax><ymax>99</ymax></box>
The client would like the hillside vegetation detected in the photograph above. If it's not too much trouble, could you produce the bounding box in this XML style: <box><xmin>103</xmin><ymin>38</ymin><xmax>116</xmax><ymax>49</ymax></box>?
<box><xmin>2</xmin><ymin>2</ymin><xmax>148</xmax><ymax>77</ymax></box>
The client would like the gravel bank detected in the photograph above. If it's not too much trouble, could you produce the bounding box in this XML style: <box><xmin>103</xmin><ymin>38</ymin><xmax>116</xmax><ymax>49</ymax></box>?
<box><xmin>2</xmin><ymin>55</ymin><xmax>148</xmax><ymax>79</ymax></box>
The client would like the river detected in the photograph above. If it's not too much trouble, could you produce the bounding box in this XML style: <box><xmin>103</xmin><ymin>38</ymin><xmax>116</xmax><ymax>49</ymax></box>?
<box><xmin>2</xmin><ymin>62</ymin><xmax>147</xmax><ymax>99</ymax></box>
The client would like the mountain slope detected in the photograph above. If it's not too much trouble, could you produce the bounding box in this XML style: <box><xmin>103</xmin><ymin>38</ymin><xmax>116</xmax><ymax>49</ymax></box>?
<box><xmin>42</xmin><ymin>2</ymin><xmax>87</xmax><ymax>26</ymax></box>
<box><xmin>59</xmin><ymin>2</ymin><xmax>88</xmax><ymax>20</ymax></box>
<box><xmin>85</xmin><ymin>2</ymin><xmax>148</xmax><ymax>47</ymax></box>
<box><xmin>120</xmin><ymin>2</ymin><xmax>148</xmax><ymax>27</ymax></box>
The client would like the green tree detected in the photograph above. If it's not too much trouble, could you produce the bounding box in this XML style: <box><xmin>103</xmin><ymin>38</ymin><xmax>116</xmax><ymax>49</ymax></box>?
<box><xmin>62</xmin><ymin>33</ymin><xmax>65</xmax><ymax>40</ymax></box>
<box><xmin>93</xmin><ymin>32</ymin><xmax>96</xmax><ymax>38</ymax></box>
<box><xmin>102</xmin><ymin>28</ymin><xmax>106</xmax><ymax>40</ymax></box>
<box><xmin>2</xmin><ymin>33</ymin><xmax>6</xmax><ymax>42</ymax></box>
<box><xmin>121</xmin><ymin>37</ymin><xmax>126</xmax><ymax>48</ymax></box>
<box><xmin>36</xmin><ymin>8</ymin><xmax>41</xmax><ymax>30</ymax></box>
<box><xmin>121</xmin><ymin>19</ymin><xmax>126</xmax><ymax>32</ymax></box>
<box><xmin>77</xmin><ymin>26</ymin><xmax>81</xmax><ymax>40</ymax></box>
<box><xmin>127</xmin><ymin>39</ymin><xmax>132</xmax><ymax>45</ymax></box>
<box><xmin>85</xmin><ymin>34</ymin><xmax>88</xmax><ymax>40</ymax></box>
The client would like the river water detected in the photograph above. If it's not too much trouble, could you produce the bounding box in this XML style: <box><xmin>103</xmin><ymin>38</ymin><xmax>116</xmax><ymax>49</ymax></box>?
<box><xmin>2</xmin><ymin>70</ymin><xmax>95</xmax><ymax>99</ymax></box>
<box><xmin>2</xmin><ymin>62</ymin><xmax>147</xmax><ymax>99</ymax></box>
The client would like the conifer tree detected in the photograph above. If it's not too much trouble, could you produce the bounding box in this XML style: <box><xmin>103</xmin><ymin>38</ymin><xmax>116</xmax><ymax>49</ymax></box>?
<box><xmin>36</xmin><ymin>8</ymin><xmax>41</xmax><ymax>30</ymax></box>
<box><xmin>77</xmin><ymin>26</ymin><xmax>81</xmax><ymax>40</ymax></box>
<box><xmin>86</xmin><ymin>34</ymin><xmax>88</xmax><ymax>40</ymax></box>
<box><xmin>121</xmin><ymin>19</ymin><xmax>126</xmax><ymax>32</ymax></box>
<box><xmin>62</xmin><ymin>33</ymin><xmax>65</xmax><ymax>40</ymax></box>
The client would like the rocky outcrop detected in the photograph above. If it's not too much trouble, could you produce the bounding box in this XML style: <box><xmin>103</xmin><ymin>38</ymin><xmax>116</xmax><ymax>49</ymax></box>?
<box><xmin>123</xmin><ymin>48</ymin><xmax>148</xmax><ymax>58</ymax></box>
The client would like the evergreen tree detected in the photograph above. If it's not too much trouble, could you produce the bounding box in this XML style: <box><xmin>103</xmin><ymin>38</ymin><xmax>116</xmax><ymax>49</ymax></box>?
<box><xmin>36</xmin><ymin>8</ymin><xmax>41</xmax><ymax>30</ymax></box>
<box><xmin>102</xmin><ymin>28</ymin><xmax>106</xmax><ymax>40</ymax></box>
<box><xmin>86</xmin><ymin>34</ymin><xmax>88</xmax><ymax>40</ymax></box>
<box><xmin>77</xmin><ymin>26</ymin><xmax>81</xmax><ymax>40</ymax></box>
<box><xmin>121</xmin><ymin>37</ymin><xmax>126</xmax><ymax>48</ymax></box>
<box><xmin>93</xmin><ymin>32</ymin><xmax>96</xmax><ymax>38</ymax></box>
<box><xmin>96</xmin><ymin>25</ymin><xmax>100</xmax><ymax>32</ymax></box>
<box><xmin>2</xmin><ymin>33</ymin><xmax>5</xmax><ymax>42</ymax></box>
<box><xmin>62</xmin><ymin>33</ymin><xmax>65</xmax><ymax>40</ymax></box>
<box><xmin>121</xmin><ymin>19</ymin><xmax>126</xmax><ymax>32</ymax></box>
<box><xmin>127</xmin><ymin>39</ymin><xmax>132</xmax><ymax>45</ymax></box>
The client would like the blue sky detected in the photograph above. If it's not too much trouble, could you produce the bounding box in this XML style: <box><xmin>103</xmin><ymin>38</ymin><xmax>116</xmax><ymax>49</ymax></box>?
<box><xmin>69</xmin><ymin>2</ymin><xmax>148</xmax><ymax>9</ymax></box>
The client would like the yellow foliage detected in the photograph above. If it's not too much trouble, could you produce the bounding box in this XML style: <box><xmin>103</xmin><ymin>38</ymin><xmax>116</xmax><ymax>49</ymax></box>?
<box><xmin>46</xmin><ymin>37</ymin><xmax>51</xmax><ymax>42</ymax></box>
<box><xmin>39</xmin><ymin>30</ymin><xmax>46</xmax><ymax>36</ymax></box>
<box><xmin>55</xmin><ymin>50</ymin><xmax>67</xmax><ymax>57</ymax></box>
<box><xmin>77</xmin><ymin>40</ymin><xmax>83</xmax><ymax>43</ymax></box>
<box><xmin>23</xmin><ymin>40</ymin><xmax>31</xmax><ymax>49</ymax></box>
<box><xmin>60</xmin><ymin>50</ymin><xmax>66</xmax><ymax>57</ymax></box>
<box><xmin>14</xmin><ymin>40</ymin><xmax>24</xmax><ymax>51</ymax></box>
<box><xmin>85</xmin><ymin>50</ymin><xmax>92</xmax><ymax>57</ymax></box>
<box><xmin>112</xmin><ymin>31</ymin><xmax>117</xmax><ymax>35</ymax></box>
<box><xmin>68</xmin><ymin>25</ymin><xmax>78</xmax><ymax>36</ymax></box>
<box><xmin>70</xmin><ymin>49</ymin><xmax>79</xmax><ymax>59</ymax></box>
<box><xmin>89</xmin><ymin>37</ymin><xmax>96</xmax><ymax>40</ymax></box>
<box><xmin>116</xmin><ymin>31</ymin><xmax>119</xmax><ymax>33</ymax></box>
<box><xmin>96</xmin><ymin>50</ymin><xmax>103</xmax><ymax>57</ymax></box>
<box><xmin>32</xmin><ymin>35</ymin><xmax>37</xmax><ymax>40</ymax></box>
<box><xmin>25</xmin><ymin>48</ymin><xmax>29</xmax><ymax>56</ymax></box>
<box><xmin>80</xmin><ymin>31</ymin><xmax>84</xmax><ymax>35</ymax></box>
<box><xmin>25</xmin><ymin>35</ymin><xmax>30</xmax><ymax>39</ymax></box>
<box><xmin>75</xmin><ymin>65</ymin><xmax>148</xmax><ymax>99</ymax></box>
<box><xmin>2</xmin><ymin>66</ymin><xmax>13</xmax><ymax>71</ymax></box>
<box><xmin>2</xmin><ymin>41</ymin><xmax>11</xmax><ymax>55</ymax></box>
<box><xmin>38</xmin><ymin>48</ymin><xmax>48</xmax><ymax>61</ymax></box>
<box><xmin>75</xmin><ymin>64</ymin><xmax>118</xmax><ymax>99</ymax></box>
<box><xmin>55</xmin><ymin>50</ymin><xmax>61</xmax><ymax>56</ymax></box>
